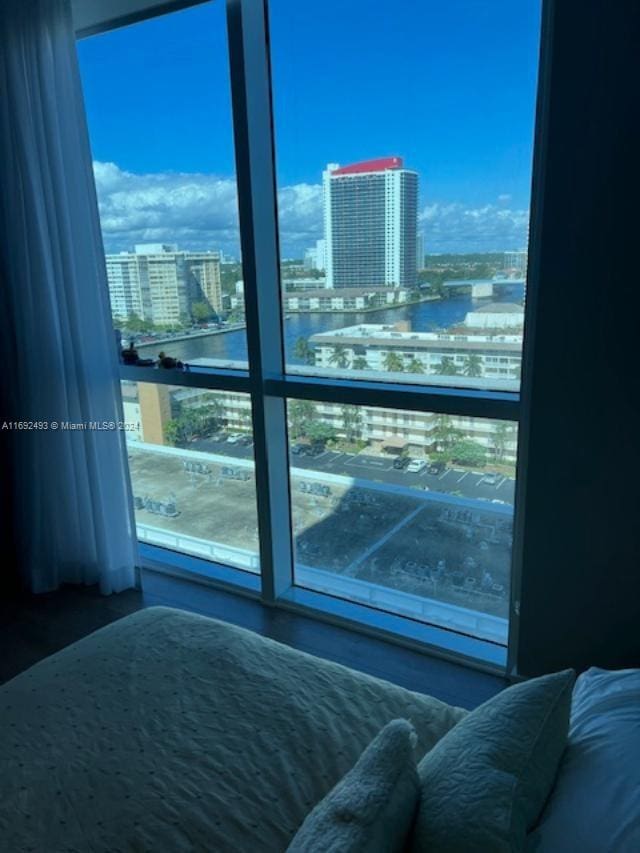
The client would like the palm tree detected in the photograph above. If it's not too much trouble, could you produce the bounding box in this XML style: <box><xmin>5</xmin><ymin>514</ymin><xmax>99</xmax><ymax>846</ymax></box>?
<box><xmin>430</xmin><ymin>415</ymin><xmax>462</xmax><ymax>452</ymax></box>
<box><xmin>352</xmin><ymin>356</ymin><xmax>369</xmax><ymax>370</ymax></box>
<box><xmin>288</xmin><ymin>399</ymin><xmax>316</xmax><ymax>440</ymax></box>
<box><xmin>492</xmin><ymin>422</ymin><xmax>516</xmax><ymax>463</ymax></box>
<box><xmin>462</xmin><ymin>354</ymin><xmax>483</xmax><ymax>377</ymax></box>
<box><xmin>405</xmin><ymin>356</ymin><xmax>425</xmax><ymax>374</ymax></box>
<box><xmin>329</xmin><ymin>344</ymin><xmax>350</xmax><ymax>369</ymax></box>
<box><xmin>294</xmin><ymin>336</ymin><xmax>315</xmax><ymax>366</ymax></box>
<box><xmin>438</xmin><ymin>356</ymin><xmax>459</xmax><ymax>376</ymax></box>
<box><xmin>341</xmin><ymin>405</ymin><xmax>363</xmax><ymax>443</ymax></box>
<box><xmin>383</xmin><ymin>351</ymin><xmax>404</xmax><ymax>373</ymax></box>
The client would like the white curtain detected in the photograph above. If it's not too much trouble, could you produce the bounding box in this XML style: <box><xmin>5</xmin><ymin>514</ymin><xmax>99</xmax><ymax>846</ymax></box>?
<box><xmin>0</xmin><ymin>0</ymin><xmax>138</xmax><ymax>594</ymax></box>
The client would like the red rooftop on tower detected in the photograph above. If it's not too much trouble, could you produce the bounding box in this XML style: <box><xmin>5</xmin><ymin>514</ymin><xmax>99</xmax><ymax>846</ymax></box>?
<box><xmin>331</xmin><ymin>157</ymin><xmax>403</xmax><ymax>176</ymax></box>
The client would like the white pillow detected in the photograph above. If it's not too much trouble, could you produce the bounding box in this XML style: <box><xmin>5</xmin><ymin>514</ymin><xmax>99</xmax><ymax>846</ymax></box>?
<box><xmin>527</xmin><ymin>667</ymin><xmax>640</xmax><ymax>853</ymax></box>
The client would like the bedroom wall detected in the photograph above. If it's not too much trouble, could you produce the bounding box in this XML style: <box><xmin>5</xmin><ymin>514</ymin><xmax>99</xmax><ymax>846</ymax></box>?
<box><xmin>513</xmin><ymin>0</ymin><xmax>640</xmax><ymax>676</ymax></box>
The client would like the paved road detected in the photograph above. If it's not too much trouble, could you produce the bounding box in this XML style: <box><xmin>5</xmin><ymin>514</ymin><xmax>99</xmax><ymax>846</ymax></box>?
<box><xmin>191</xmin><ymin>438</ymin><xmax>515</xmax><ymax>506</ymax></box>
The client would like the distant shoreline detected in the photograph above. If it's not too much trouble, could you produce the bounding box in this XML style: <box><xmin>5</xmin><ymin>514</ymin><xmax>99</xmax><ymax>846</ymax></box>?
<box><xmin>136</xmin><ymin>322</ymin><xmax>246</xmax><ymax>351</ymax></box>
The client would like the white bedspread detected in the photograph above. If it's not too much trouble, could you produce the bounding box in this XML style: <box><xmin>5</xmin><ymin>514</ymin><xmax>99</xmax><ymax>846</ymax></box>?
<box><xmin>0</xmin><ymin>606</ymin><xmax>465</xmax><ymax>852</ymax></box>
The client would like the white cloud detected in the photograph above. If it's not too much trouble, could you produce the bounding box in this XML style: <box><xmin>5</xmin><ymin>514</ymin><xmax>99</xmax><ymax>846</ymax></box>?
<box><xmin>497</xmin><ymin>193</ymin><xmax>512</xmax><ymax>204</ymax></box>
<box><xmin>419</xmin><ymin>202</ymin><xmax>529</xmax><ymax>253</ymax></box>
<box><xmin>93</xmin><ymin>161</ymin><xmax>528</xmax><ymax>258</ymax></box>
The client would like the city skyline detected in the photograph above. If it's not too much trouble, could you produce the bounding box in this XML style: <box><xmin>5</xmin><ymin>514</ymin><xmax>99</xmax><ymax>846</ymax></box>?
<box><xmin>77</xmin><ymin>0</ymin><xmax>541</xmax><ymax>257</ymax></box>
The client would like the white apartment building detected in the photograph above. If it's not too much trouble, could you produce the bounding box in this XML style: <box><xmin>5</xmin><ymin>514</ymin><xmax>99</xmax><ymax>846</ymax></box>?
<box><xmin>304</xmin><ymin>239</ymin><xmax>327</xmax><ymax>272</ymax></box>
<box><xmin>323</xmin><ymin>157</ymin><xmax>418</xmax><ymax>289</ymax></box>
<box><xmin>133</xmin><ymin>385</ymin><xmax>517</xmax><ymax>463</ymax></box>
<box><xmin>106</xmin><ymin>245</ymin><xmax>222</xmax><ymax>325</ymax></box>
<box><xmin>309</xmin><ymin>304</ymin><xmax>523</xmax><ymax>385</ymax></box>
<box><xmin>284</xmin><ymin>287</ymin><xmax>409</xmax><ymax>313</ymax></box>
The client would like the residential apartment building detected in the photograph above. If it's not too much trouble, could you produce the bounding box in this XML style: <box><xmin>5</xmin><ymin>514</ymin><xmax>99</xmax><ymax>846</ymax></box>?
<box><xmin>323</xmin><ymin>157</ymin><xmax>418</xmax><ymax>289</ymax></box>
<box><xmin>124</xmin><ymin>381</ymin><xmax>517</xmax><ymax>463</ymax></box>
<box><xmin>310</xmin><ymin>304</ymin><xmax>524</xmax><ymax>385</ymax></box>
<box><xmin>283</xmin><ymin>287</ymin><xmax>409</xmax><ymax>313</ymax></box>
<box><xmin>106</xmin><ymin>244</ymin><xmax>222</xmax><ymax>326</ymax></box>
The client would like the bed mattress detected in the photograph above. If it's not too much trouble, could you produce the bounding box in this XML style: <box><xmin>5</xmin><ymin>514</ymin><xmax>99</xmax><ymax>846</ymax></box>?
<box><xmin>0</xmin><ymin>605</ymin><xmax>465</xmax><ymax>852</ymax></box>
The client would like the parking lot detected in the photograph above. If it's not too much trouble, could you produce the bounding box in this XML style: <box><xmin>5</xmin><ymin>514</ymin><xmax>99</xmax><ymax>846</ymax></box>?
<box><xmin>130</xmin><ymin>440</ymin><xmax>512</xmax><ymax>620</ymax></box>
<box><xmin>192</xmin><ymin>437</ymin><xmax>516</xmax><ymax>505</ymax></box>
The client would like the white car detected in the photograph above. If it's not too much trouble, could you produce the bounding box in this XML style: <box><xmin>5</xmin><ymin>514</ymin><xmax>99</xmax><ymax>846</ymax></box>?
<box><xmin>406</xmin><ymin>459</ymin><xmax>427</xmax><ymax>474</ymax></box>
<box><xmin>483</xmin><ymin>472</ymin><xmax>499</xmax><ymax>485</ymax></box>
<box><xmin>226</xmin><ymin>433</ymin><xmax>244</xmax><ymax>444</ymax></box>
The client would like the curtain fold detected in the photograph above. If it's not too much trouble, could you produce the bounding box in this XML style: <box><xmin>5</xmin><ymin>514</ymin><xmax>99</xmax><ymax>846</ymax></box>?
<box><xmin>0</xmin><ymin>0</ymin><xmax>138</xmax><ymax>594</ymax></box>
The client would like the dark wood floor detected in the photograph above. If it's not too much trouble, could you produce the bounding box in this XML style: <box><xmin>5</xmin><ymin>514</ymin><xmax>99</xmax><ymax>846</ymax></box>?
<box><xmin>0</xmin><ymin>569</ymin><xmax>507</xmax><ymax>709</ymax></box>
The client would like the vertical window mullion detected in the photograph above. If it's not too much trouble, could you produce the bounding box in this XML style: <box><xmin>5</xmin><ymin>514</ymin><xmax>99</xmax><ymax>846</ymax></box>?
<box><xmin>226</xmin><ymin>0</ymin><xmax>293</xmax><ymax>601</ymax></box>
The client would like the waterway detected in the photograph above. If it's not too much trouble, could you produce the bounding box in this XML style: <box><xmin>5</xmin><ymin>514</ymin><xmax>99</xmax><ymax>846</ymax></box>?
<box><xmin>138</xmin><ymin>283</ymin><xmax>525</xmax><ymax>366</ymax></box>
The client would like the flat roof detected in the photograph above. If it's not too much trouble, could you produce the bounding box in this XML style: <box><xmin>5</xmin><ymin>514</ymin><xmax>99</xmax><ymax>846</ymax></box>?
<box><xmin>285</xmin><ymin>287</ymin><xmax>404</xmax><ymax>298</ymax></box>
<box><xmin>472</xmin><ymin>302</ymin><xmax>524</xmax><ymax>314</ymax></box>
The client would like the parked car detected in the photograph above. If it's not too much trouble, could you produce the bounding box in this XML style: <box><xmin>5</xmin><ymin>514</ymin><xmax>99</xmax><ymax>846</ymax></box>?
<box><xmin>238</xmin><ymin>435</ymin><xmax>253</xmax><ymax>446</ymax></box>
<box><xmin>427</xmin><ymin>461</ymin><xmax>447</xmax><ymax>475</ymax></box>
<box><xmin>406</xmin><ymin>459</ymin><xmax>427</xmax><ymax>474</ymax></box>
<box><xmin>290</xmin><ymin>444</ymin><xmax>305</xmax><ymax>455</ymax></box>
<box><xmin>305</xmin><ymin>444</ymin><xmax>325</xmax><ymax>457</ymax></box>
<box><xmin>483</xmin><ymin>472</ymin><xmax>499</xmax><ymax>485</ymax></box>
<box><xmin>226</xmin><ymin>433</ymin><xmax>244</xmax><ymax>444</ymax></box>
<box><xmin>393</xmin><ymin>456</ymin><xmax>410</xmax><ymax>470</ymax></box>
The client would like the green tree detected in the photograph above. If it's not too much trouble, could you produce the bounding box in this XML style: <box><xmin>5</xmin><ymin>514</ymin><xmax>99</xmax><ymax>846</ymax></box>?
<box><xmin>294</xmin><ymin>336</ymin><xmax>316</xmax><ymax>365</ymax></box>
<box><xmin>405</xmin><ymin>356</ymin><xmax>425</xmax><ymax>374</ymax></box>
<box><xmin>431</xmin><ymin>415</ymin><xmax>462</xmax><ymax>453</ymax></box>
<box><xmin>438</xmin><ymin>356</ymin><xmax>459</xmax><ymax>376</ymax></box>
<box><xmin>288</xmin><ymin>399</ymin><xmax>316</xmax><ymax>440</ymax></box>
<box><xmin>123</xmin><ymin>312</ymin><xmax>150</xmax><ymax>333</ymax></box>
<box><xmin>191</xmin><ymin>302</ymin><xmax>213</xmax><ymax>323</ymax></box>
<box><xmin>329</xmin><ymin>344</ymin><xmax>350</xmax><ymax>369</ymax></box>
<box><xmin>307</xmin><ymin>421</ymin><xmax>337</xmax><ymax>447</ymax></box>
<box><xmin>462</xmin><ymin>354</ymin><xmax>483</xmax><ymax>377</ymax></box>
<box><xmin>492</xmin><ymin>422</ymin><xmax>516</xmax><ymax>463</ymax></box>
<box><xmin>164</xmin><ymin>419</ymin><xmax>182</xmax><ymax>447</ymax></box>
<box><xmin>383</xmin><ymin>351</ymin><xmax>405</xmax><ymax>373</ymax></box>
<box><xmin>194</xmin><ymin>400</ymin><xmax>225</xmax><ymax>437</ymax></box>
<box><xmin>450</xmin><ymin>439</ymin><xmax>487</xmax><ymax>468</ymax></box>
<box><xmin>352</xmin><ymin>356</ymin><xmax>369</xmax><ymax>370</ymax></box>
<box><xmin>340</xmin><ymin>405</ymin><xmax>363</xmax><ymax>443</ymax></box>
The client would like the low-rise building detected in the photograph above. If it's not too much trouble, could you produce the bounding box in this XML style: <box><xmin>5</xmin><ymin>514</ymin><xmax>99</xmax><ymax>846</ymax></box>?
<box><xmin>310</xmin><ymin>318</ymin><xmax>522</xmax><ymax>383</ymax></box>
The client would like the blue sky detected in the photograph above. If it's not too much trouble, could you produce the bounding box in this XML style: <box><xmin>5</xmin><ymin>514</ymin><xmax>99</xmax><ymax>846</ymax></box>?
<box><xmin>77</xmin><ymin>0</ymin><xmax>541</xmax><ymax>256</ymax></box>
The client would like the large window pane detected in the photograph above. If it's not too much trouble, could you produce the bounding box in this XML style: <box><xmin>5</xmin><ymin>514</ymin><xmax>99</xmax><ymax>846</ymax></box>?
<box><xmin>123</xmin><ymin>382</ymin><xmax>258</xmax><ymax>572</ymax></box>
<box><xmin>78</xmin><ymin>2</ymin><xmax>248</xmax><ymax>369</ymax></box>
<box><xmin>270</xmin><ymin>0</ymin><xmax>541</xmax><ymax>391</ymax></box>
<box><xmin>287</xmin><ymin>399</ymin><xmax>517</xmax><ymax>643</ymax></box>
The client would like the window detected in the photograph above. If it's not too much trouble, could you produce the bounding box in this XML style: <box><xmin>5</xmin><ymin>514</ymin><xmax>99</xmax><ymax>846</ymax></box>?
<box><xmin>77</xmin><ymin>1</ymin><xmax>248</xmax><ymax>369</ymax></box>
<box><xmin>78</xmin><ymin>0</ymin><xmax>542</xmax><ymax>668</ymax></box>
<box><xmin>122</xmin><ymin>382</ymin><xmax>258</xmax><ymax>573</ymax></box>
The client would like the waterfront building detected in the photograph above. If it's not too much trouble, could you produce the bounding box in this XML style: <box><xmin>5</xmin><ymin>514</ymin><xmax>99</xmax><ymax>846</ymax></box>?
<box><xmin>309</xmin><ymin>303</ymin><xmax>523</xmax><ymax>385</ymax></box>
<box><xmin>304</xmin><ymin>239</ymin><xmax>326</xmax><ymax>272</ymax></box>
<box><xmin>323</xmin><ymin>157</ymin><xmax>418</xmax><ymax>289</ymax></box>
<box><xmin>106</xmin><ymin>245</ymin><xmax>222</xmax><ymax>325</ymax></box>
<box><xmin>416</xmin><ymin>231</ymin><xmax>425</xmax><ymax>271</ymax></box>
<box><xmin>283</xmin><ymin>287</ymin><xmax>409</xmax><ymax>313</ymax></box>
<box><xmin>464</xmin><ymin>303</ymin><xmax>524</xmax><ymax>329</ymax></box>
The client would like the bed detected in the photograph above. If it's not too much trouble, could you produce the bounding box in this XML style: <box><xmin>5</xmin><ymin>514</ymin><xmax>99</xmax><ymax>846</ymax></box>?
<box><xmin>0</xmin><ymin>606</ymin><xmax>638</xmax><ymax>852</ymax></box>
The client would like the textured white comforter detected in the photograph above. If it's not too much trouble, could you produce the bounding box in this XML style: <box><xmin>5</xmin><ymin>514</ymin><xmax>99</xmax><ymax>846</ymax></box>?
<box><xmin>0</xmin><ymin>606</ymin><xmax>465</xmax><ymax>852</ymax></box>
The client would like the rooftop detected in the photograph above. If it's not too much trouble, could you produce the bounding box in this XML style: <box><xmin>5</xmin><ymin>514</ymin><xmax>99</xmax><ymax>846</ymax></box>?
<box><xmin>331</xmin><ymin>157</ymin><xmax>404</xmax><ymax>176</ymax></box>
<box><xmin>309</xmin><ymin>324</ymin><xmax>522</xmax><ymax>352</ymax></box>
<box><xmin>472</xmin><ymin>303</ymin><xmax>524</xmax><ymax>314</ymax></box>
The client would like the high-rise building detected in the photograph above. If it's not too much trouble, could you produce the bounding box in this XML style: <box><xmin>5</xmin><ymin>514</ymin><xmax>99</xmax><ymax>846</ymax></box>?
<box><xmin>304</xmin><ymin>238</ymin><xmax>327</xmax><ymax>273</ymax></box>
<box><xmin>105</xmin><ymin>245</ymin><xmax>222</xmax><ymax>325</ymax></box>
<box><xmin>416</xmin><ymin>231</ymin><xmax>425</xmax><ymax>271</ymax></box>
<box><xmin>185</xmin><ymin>253</ymin><xmax>223</xmax><ymax>317</ymax></box>
<box><xmin>323</xmin><ymin>157</ymin><xmax>418</xmax><ymax>289</ymax></box>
